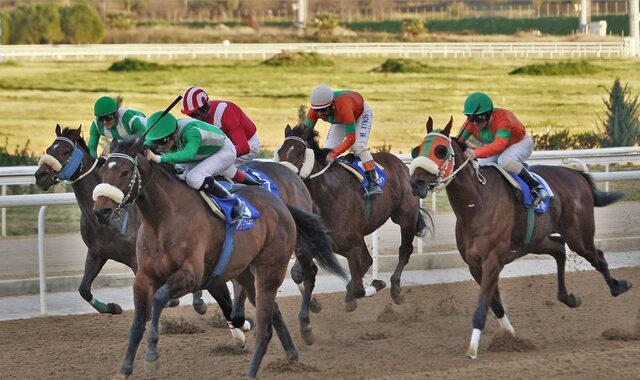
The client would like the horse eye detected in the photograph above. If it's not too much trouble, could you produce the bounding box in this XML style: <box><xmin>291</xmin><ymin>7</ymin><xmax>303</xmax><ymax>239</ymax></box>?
<box><xmin>434</xmin><ymin>145</ymin><xmax>449</xmax><ymax>160</ymax></box>
<box><xmin>120</xmin><ymin>170</ymin><xmax>130</xmax><ymax>178</ymax></box>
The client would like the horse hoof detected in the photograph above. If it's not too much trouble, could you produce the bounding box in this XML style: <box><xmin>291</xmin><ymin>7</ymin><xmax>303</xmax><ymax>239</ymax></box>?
<box><xmin>166</xmin><ymin>299</ymin><xmax>180</xmax><ymax>308</ymax></box>
<box><xmin>371</xmin><ymin>279</ymin><xmax>386</xmax><ymax>291</ymax></box>
<box><xmin>566</xmin><ymin>294</ymin><xmax>582</xmax><ymax>308</ymax></box>
<box><xmin>310</xmin><ymin>297</ymin><xmax>322</xmax><ymax>313</ymax></box>
<box><xmin>111</xmin><ymin>372</ymin><xmax>129</xmax><ymax>380</ymax></box>
<box><xmin>465</xmin><ymin>352</ymin><xmax>478</xmax><ymax>360</ymax></box>
<box><xmin>611</xmin><ymin>280</ymin><xmax>632</xmax><ymax>297</ymax></box>
<box><xmin>345</xmin><ymin>300</ymin><xmax>358</xmax><ymax>313</ymax></box>
<box><xmin>231</xmin><ymin>329</ymin><xmax>246</xmax><ymax>348</ymax></box>
<box><xmin>108</xmin><ymin>303</ymin><xmax>123</xmax><ymax>314</ymax></box>
<box><xmin>144</xmin><ymin>359</ymin><xmax>160</xmax><ymax>374</ymax></box>
<box><xmin>193</xmin><ymin>301</ymin><xmax>207</xmax><ymax>315</ymax></box>
<box><xmin>301</xmin><ymin>329</ymin><xmax>315</xmax><ymax>346</ymax></box>
<box><xmin>391</xmin><ymin>292</ymin><xmax>405</xmax><ymax>305</ymax></box>
<box><xmin>241</xmin><ymin>318</ymin><xmax>253</xmax><ymax>332</ymax></box>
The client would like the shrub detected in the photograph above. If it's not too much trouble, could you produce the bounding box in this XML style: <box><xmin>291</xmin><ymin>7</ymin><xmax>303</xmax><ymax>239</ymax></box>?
<box><xmin>532</xmin><ymin>128</ymin><xmax>601</xmax><ymax>150</ymax></box>
<box><xmin>60</xmin><ymin>2</ymin><xmax>104</xmax><ymax>43</ymax></box>
<box><xmin>309</xmin><ymin>13</ymin><xmax>339</xmax><ymax>41</ymax></box>
<box><xmin>599</xmin><ymin>78</ymin><xmax>640</xmax><ymax>147</ymax></box>
<box><xmin>10</xmin><ymin>4</ymin><xmax>63</xmax><ymax>44</ymax></box>
<box><xmin>372</xmin><ymin>58</ymin><xmax>434</xmax><ymax>73</ymax></box>
<box><xmin>509</xmin><ymin>60</ymin><xmax>602</xmax><ymax>76</ymax></box>
<box><xmin>108</xmin><ymin>58</ymin><xmax>163</xmax><ymax>72</ymax></box>
<box><xmin>107</xmin><ymin>12</ymin><xmax>136</xmax><ymax>30</ymax></box>
<box><xmin>262</xmin><ymin>51</ymin><xmax>333</xmax><ymax>67</ymax></box>
<box><xmin>0</xmin><ymin>11</ymin><xmax>10</xmax><ymax>45</ymax></box>
<box><xmin>401</xmin><ymin>18</ymin><xmax>426</xmax><ymax>40</ymax></box>
<box><xmin>0</xmin><ymin>138</ymin><xmax>38</xmax><ymax>166</ymax></box>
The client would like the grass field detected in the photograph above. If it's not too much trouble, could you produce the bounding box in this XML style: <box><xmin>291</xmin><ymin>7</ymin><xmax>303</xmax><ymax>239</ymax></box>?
<box><xmin>1</xmin><ymin>56</ymin><xmax>639</xmax><ymax>156</ymax></box>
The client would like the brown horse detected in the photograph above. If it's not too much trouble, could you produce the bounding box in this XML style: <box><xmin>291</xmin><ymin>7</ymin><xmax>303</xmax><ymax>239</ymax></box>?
<box><xmin>33</xmin><ymin>125</ymin><xmax>218</xmax><ymax>318</ymax></box>
<box><xmin>277</xmin><ymin>124</ymin><xmax>431</xmax><ymax>311</ymax></box>
<box><xmin>92</xmin><ymin>138</ymin><xmax>344</xmax><ymax>378</ymax></box>
<box><xmin>409</xmin><ymin>117</ymin><xmax>631</xmax><ymax>359</ymax></box>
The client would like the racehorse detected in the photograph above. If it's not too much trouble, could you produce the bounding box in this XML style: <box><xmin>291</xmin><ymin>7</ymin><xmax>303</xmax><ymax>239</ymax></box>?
<box><xmin>92</xmin><ymin>138</ymin><xmax>345</xmax><ymax>378</ymax></box>
<box><xmin>409</xmin><ymin>117</ymin><xmax>631</xmax><ymax>359</ymax></box>
<box><xmin>277</xmin><ymin>124</ymin><xmax>431</xmax><ymax>311</ymax></box>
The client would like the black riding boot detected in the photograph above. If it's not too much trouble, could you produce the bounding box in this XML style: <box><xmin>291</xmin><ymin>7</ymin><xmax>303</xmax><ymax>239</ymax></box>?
<box><xmin>364</xmin><ymin>169</ymin><xmax>383</xmax><ymax>197</ymax></box>
<box><xmin>200</xmin><ymin>177</ymin><xmax>245</xmax><ymax>224</ymax></box>
<box><xmin>517</xmin><ymin>167</ymin><xmax>549</xmax><ymax>206</ymax></box>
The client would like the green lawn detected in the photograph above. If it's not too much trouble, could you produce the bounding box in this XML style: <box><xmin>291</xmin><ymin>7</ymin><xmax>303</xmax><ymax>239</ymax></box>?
<box><xmin>1</xmin><ymin>56</ymin><xmax>639</xmax><ymax>156</ymax></box>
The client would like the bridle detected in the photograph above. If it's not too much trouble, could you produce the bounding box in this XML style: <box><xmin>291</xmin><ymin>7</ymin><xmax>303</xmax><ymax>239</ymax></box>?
<box><xmin>92</xmin><ymin>152</ymin><xmax>143</xmax><ymax>217</ymax></box>
<box><xmin>275</xmin><ymin>135</ymin><xmax>331</xmax><ymax>180</ymax></box>
<box><xmin>38</xmin><ymin>136</ymin><xmax>98</xmax><ymax>184</ymax></box>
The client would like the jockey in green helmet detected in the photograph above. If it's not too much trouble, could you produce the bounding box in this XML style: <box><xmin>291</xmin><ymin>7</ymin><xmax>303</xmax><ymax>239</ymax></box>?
<box><xmin>88</xmin><ymin>96</ymin><xmax>147</xmax><ymax>158</ymax></box>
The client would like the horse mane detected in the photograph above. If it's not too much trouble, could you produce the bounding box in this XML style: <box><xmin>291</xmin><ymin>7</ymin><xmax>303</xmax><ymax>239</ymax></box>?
<box><xmin>61</xmin><ymin>127</ymin><xmax>90</xmax><ymax>155</ymax></box>
<box><xmin>289</xmin><ymin>125</ymin><xmax>330</xmax><ymax>163</ymax></box>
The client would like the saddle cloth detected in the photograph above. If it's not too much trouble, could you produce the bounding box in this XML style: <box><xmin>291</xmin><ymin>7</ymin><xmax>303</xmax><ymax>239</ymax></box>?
<box><xmin>481</xmin><ymin>163</ymin><xmax>554</xmax><ymax>213</ymax></box>
<box><xmin>336</xmin><ymin>154</ymin><xmax>388</xmax><ymax>192</ymax></box>
<box><xmin>199</xmin><ymin>190</ymin><xmax>260</xmax><ymax>231</ymax></box>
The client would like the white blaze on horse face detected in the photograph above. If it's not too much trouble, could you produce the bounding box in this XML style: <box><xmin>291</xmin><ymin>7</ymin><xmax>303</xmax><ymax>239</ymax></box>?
<box><xmin>285</xmin><ymin>145</ymin><xmax>295</xmax><ymax>161</ymax></box>
<box><xmin>53</xmin><ymin>143</ymin><xmax>60</xmax><ymax>150</ymax></box>
<box><xmin>108</xmin><ymin>161</ymin><xmax>117</xmax><ymax>170</ymax></box>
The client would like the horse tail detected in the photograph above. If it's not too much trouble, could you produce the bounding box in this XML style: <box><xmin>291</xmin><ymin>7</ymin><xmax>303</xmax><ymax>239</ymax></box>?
<box><xmin>286</xmin><ymin>205</ymin><xmax>348</xmax><ymax>281</ymax></box>
<box><xmin>415</xmin><ymin>206</ymin><xmax>434</xmax><ymax>238</ymax></box>
<box><xmin>578</xmin><ymin>171</ymin><xmax>625</xmax><ymax>207</ymax></box>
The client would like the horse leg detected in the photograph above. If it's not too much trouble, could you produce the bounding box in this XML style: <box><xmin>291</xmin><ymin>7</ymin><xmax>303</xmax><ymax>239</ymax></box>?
<box><xmin>291</xmin><ymin>254</ymin><xmax>322</xmax><ymax>313</ymax></box>
<box><xmin>231</xmin><ymin>278</ymin><xmax>252</xmax><ymax>331</ymax></box>
<box><xmin>389</xmin><ymin>225</ymin><xmax>415</xmax><ymax>305</ymax></box>
<box><xmin>145</xmin><ymin>270</ymin><xmax>195</xmax><ymax>375</ymax></box>
<box><xmin>79</xmin><ymin>251</ymin><xmax>122</xmax><ymax>314</ymax></box>
<box><xmin>207</xmin><ymin>283</ymin><xmax>246</xmax><ymax>348</ymax></box>
<box><xmin>344</xmin><ymin>244</ymin><xmax>372</xmax><ymax>312</ymax></box>
<box><xmin>293</xmin><ymin>249</ymin><xmax>319</xmax><ymax>345</ymax></box>
<box><xmin>468</xmin><ymin>264</ymin><xmax>515</xmax><ymax>336</ymax></box>
<box><xmin>563</xmin><ymin>228</ymin><xmax>631</xmax><ymax>297</ymax></box>
<box><xmin>115</xmin><ymin>280</ymin><xmax>152</xmax><ymax>379</ymax></box>
<box><xmin>533</xmin><ymin>235</ymin><xmax>581</xmax><ymax>307</ymax></box>
<box><xmin>466</xmin><ymin>256</ymin><xmax>504</xmax><ymax>360</ymax></box>
<box><xmin>192</xmin><ymin>290</ymin><xmax>207</xmax><ymax>315</ymax></box>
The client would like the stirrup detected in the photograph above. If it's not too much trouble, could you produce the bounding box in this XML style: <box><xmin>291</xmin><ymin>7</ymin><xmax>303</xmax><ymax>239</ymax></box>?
<box><xmin>364</xmin><ymin>185</ymin><xmax>383</xmax><ymax>197</ymax></box>
<box><xmin>229</xmin><ymin>199</ymin><xmax>246</xmax><ymax>224</ymax></box>
<box><xmin>532</xmin><ymin>187</ymin><xmax>549</xmax><ymax>206</ymax></box>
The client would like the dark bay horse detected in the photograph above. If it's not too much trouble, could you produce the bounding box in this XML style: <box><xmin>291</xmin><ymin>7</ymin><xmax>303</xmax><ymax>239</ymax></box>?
<box><xmin>277</xmin><ymin>124</ymin><xmax>431</xmax><ymax>311</ymax></box>
<box><xmin>93</xmin><ymin>138</ymin><xmax>345</xmax><ymax>378</ymax></box>
<box><xmin>409</xmin><ymin>117</ymin><xmax>631</xmax><ymax>359</ymax></box>
<box><xmin>34</xmin><ymin>126</ymin><xmax>249</xmax><ymax>343</ymax></box>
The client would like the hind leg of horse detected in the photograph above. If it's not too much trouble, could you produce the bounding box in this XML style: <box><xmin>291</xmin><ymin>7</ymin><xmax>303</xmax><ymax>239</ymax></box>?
<box><xmin>208</xmin><ymin>283</ymin><xmax>247</xmax><ymax>348</ymax></box>
<box><xmin>145</xmin><ymin>270</ymin><xmax>196</xmax><ymax>374</ymax></box>
<box><xmin>79</xmin><ymin>251</ymin><xmax>123</xmax><ymax>314</ymax></box>
<box><xmin>116</xmin><ymin>280</ymin><xmax>152</xmax><ymax>378</ymax></box>
<box><xmin>466</xmin><ymin>257</ymin><xmax>504</xmax><ymax>359</ymax></box>
<box><xmin>344</xmin><ymin>243</ymin><xmax>372</xmax><ymax>312</ymax></box>
<box><xmin>389</xmin><ymin>225</ymin><xmax>415</xmax><ymax>305</ymax></box>
<box><xmin>534</xmin><ymin>235</ymin><xmax>581</xmax><ymax>307</ymax></box>
<box><xmin>291</xmin><ymin>254</ymin><xmax>322</xmax><ymax>313</ymax></box>
<box><xmin>293</xmin><ymin>249</ymin><xmax>319</xmax><ymax>345</ymax></box>
<box><xmin>563</xmin><ymin>226</ymin><xmax>632</xmax><ymax>297</ymax></box>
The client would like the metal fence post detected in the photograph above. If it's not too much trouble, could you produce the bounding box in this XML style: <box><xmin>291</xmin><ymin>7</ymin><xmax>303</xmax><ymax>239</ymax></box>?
<box><xmin>38</xmin><ymin>205</ymin><xmax>48</xmax><ymax>315</ymax></box>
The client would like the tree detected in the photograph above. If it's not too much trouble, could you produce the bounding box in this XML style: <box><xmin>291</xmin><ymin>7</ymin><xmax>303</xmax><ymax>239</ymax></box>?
<box><xmin>600</xmin><ymin>78</ymin><xmax>640</xmax><ymax>147</ymax></box>
<box><xmin>309</xmin><ymin>12</ymin><xmax>339</xmax><ymax>40</ymax></box>
<box><xmin>9</xmin><ymin>4</ymin><xmax>64</xmax><ymax>44</ymax></box>
<box><xmin>60</xmin><ymin>2</ymin><xmax>104</xmax><ymax>44</ymax></box>
<box><xmin>401</xmin><ymin>18</ymin><xmax>426</xmax><ymax>41</ymax></box>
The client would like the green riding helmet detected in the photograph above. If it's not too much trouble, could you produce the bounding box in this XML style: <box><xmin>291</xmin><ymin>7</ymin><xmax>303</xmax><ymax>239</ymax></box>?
<box><xmin>94</xmin><ymin>96</ymin><xmax>118</xmax><ymax>117</ymax></box>
<box><xmin>145</xmin><ymin>111</ymin><xmax>177</xmax><ymax>141</ymax></box>
<box><xmin>463</xmin><ymin>92</ymin><xmax>494</xmax><ymax>115</ymax></box>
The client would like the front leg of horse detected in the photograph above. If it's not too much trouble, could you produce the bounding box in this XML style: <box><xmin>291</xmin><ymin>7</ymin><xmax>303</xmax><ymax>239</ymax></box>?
<box><xmin>466</xmin><ymin>261</ymin><xmax>503</xmax><ymax>360</ymax></box>
<box><xmin>144</xmin><ymin>284</ymin><xmax>172</xmax><ymax>375</ymax></box>
<box><xmin>80</xmin><ymin>252</ymin><xmax>122</xmax><ymax>314</ymax></box>
<box><xmin>344</xmin><ymin>249</ymin><xmax>368</xmax><ymax>312</ymax></box>
<box><xmin>390</xmin><ymin>238</ymin><xmax>414</xmax><ymax>305</ymax></box>
<box><xmin>191</xmin><ymin>290</ymin><xmax>207</xmax><ymax>314</ymax></box>
<box><xmin>115</xmin><ymin>286</ymin><xmax>150</xmax><ymax>379</ymax></box>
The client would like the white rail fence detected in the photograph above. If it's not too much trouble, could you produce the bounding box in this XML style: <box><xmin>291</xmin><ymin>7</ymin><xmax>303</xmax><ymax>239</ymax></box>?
<box><xmin>1</xmin><ymin>147</ymin><xmax>639</xmax><ymax>314</ymax></box>
<box><xmin>0</xmin><ymin>41</ymin><xmax>631</xmax><ymax>61</ymax></box>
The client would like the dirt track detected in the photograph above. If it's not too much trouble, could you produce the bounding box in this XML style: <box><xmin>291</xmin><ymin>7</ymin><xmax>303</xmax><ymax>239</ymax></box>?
<box><xmin>2</xmin><ymin>266</ymin><xmax>639</xmax><ymax>379</ymax></box>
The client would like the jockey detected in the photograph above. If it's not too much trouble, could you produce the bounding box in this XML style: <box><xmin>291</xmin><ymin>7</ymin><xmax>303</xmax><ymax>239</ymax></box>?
<box><xmin>458</xmin><ymin>92</ymin><xmax>550</xmax><ymax>206</ymax></box>
<box><xmin>180</xmin><ymin>86</ymin><xmax>262</xmax><ymax>169</ymax></box>
<box><xmin>88</xmin><ymin>96</ymin><xmax>147</xmax><ymax>159</ymax></box>
<box><xmin>143</xmin><ymin>111</ymin><xmax>250</xmax><ymax>224</ymax></box>
<box><xmin>303</xmin><ymin>85</ymin><xmax>382</xmax><ymax>197</ymax></box>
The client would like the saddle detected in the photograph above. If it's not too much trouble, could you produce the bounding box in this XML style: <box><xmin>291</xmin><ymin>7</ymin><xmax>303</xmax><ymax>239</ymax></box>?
<box><xmin>480</xmin><ymin>163</ymin><xmax>553</xmax><ymax>213</ymax></box>
<box><xmin>336</xmin><ymin>154</ymin><xmax>387</xmax><ymax>192</ymax></box>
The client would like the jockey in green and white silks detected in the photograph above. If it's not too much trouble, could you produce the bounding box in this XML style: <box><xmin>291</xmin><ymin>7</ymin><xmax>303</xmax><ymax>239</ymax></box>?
<box><xmin>88</xmin><ymin>96</ymin><xmax>147</xmax><ymax>159</ymax></box>
<box><xmin>143</xmin><ymin>111</ymin><xmax>247</xmax><ymax>223</ymax></box>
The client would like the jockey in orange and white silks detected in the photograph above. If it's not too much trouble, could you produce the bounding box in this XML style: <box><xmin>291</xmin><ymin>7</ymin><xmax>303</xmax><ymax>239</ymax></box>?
<box><xmin>180</xmin><ymin>86</ymin><xmax>260</xmax><ymax>165</ymax></box>
<box><xmin>458</xmin><ymin>92</ymin><xmax>549</xmax><ymax>206</ymax></box>
<box><xmin>303</xmin><ymin>85</ymin><xmax>382</xmax><ymax>196</ymax></box>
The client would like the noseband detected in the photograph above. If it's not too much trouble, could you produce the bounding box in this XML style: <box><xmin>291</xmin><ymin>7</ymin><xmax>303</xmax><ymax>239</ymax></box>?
<box><xmin>92</xmin><ymin>152</ymin><xmax>142</xmax><ymax>217</ymax></box>
<box><xmin>38</xmin><ymin>136</ymin><xmax>98</xmax><ymax>184</ymax></box>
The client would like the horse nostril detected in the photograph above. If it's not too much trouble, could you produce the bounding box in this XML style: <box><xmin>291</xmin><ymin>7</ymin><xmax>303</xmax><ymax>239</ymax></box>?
<box><xmin>95</xmin><ymin>208</ymin><xmax>113</xmax><ymax>224</ymax></box>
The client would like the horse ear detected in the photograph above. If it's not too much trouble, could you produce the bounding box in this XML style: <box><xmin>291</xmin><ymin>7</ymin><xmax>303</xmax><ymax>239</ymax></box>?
<box><xmin>443</xmin><ymin>116</ymin><xmax>453</xmax><ymax>136</ymax></box>
<box><xmin>426</xmin><ymin>117</ymin><xmax>433</xmax><ymax>133</ymax></box>
<box><xmin>285</xmin><ymin>124</ymin><xmax>292</xmax><ymax>137</ymax></box>
<box><xmin>411</xmin><ymin>146</ymin><xmax>420</xmax><ymax>159</ymax></box>
<box><xmin>55</xmin><ymin>124</ymin><xmax>61</xmax><ymax>136</ymax></box>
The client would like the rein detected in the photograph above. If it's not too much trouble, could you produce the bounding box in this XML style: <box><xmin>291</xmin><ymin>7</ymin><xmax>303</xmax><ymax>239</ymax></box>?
<box><xmin>93</xmin><ymin>152</ymin><xmax>143</xmax><ymax>217</ymax></box>
<box><xmin>277</xmin><ymin>135</ymin><xmax>324</xmax><ymax>180</ymax></box>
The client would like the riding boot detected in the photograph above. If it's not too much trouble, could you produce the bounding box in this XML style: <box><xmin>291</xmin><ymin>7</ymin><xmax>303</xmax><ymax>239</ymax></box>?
<box><xmin>517</xmin><ymin>167</ymin><xmax>549</xmax><ymax>207</ymax></box>
<box><xmin>364</xmin><ymin>169</ymin><xmax>383</xmax><ymax>197</ymax></box>
<box><xmin>200</xmin><ymin>177</ymin><xmax>245</xmax><ymax>224</ymax></box>
<box><xmin>234</xmin><ymin>170</ymin><xmax>265</xmax><ymax>186</ymax></box>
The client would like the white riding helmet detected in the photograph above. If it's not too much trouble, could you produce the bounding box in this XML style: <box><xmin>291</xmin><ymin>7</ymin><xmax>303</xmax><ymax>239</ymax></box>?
<box><xmin>310</xmin><ymin>85</ymin><xmax>334</xmax><ymax>109</ymax></box>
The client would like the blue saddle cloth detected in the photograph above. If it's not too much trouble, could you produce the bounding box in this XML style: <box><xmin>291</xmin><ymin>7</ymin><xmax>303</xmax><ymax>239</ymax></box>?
<box><xmin>336</xmin><ymin>155</ymin><xmax>388</xmax><ymax>191</ymax></box>
<box><xmin>208</xmin><ymin>190</ymin><xmax>260</xmax><ymax>231</ymax></box>
<box><xmin>243</xmin><ymin>167</ymin><xmax>281</xmax><ymax>198</ymax></box>
<box><xmin>510</xmin><ymin>172</ymin><xmax>553</xmax><ymax>214</ymax></box>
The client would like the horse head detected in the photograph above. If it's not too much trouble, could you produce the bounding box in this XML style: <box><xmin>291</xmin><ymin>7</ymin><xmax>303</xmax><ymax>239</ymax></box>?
<box><xmin>409</xmin><ymin>116</ymin><xmax>457</xmax><ymax>198</ymax></box>
<box><xmin>35</xmin><ymin>124</ymin><xmax>91</xmax><ymax>190</ymax></box>
<box><xmin>92</xmin><ymin>138</ymin><xmax>146</xmax><ymax>225</ymax></box>
<box><xmin>275</xmin><ymin>124</ymin><xmax>320</xmax><ymax>179</ymax></box>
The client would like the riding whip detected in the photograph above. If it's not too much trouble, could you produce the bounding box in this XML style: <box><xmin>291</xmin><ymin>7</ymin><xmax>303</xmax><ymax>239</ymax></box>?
<box><xmin>456</xmin><ymin>104</ymin><xmax>480</xmax><ymax>140</ymax></box>
<box><xmin>142</xmin><ymin>95</ymin><xmax>183</xmax><ymax>139</ymax></box>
